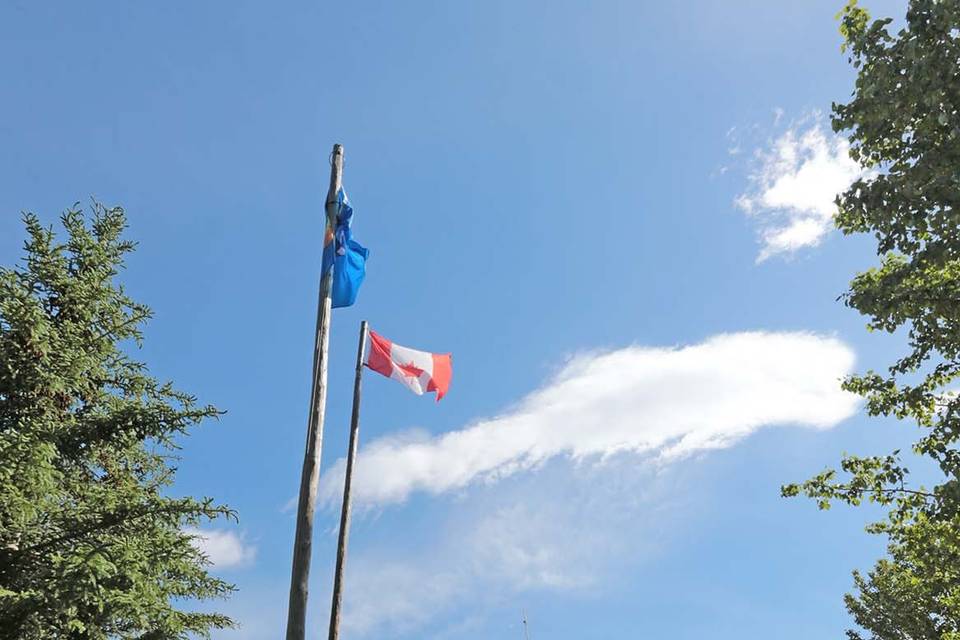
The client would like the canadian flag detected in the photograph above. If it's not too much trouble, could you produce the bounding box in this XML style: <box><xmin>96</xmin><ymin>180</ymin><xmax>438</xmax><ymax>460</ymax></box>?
<box><xmin>364</xmin><ymin>329</ymin><xmax>452</xmax><ymax>401</ymax></box>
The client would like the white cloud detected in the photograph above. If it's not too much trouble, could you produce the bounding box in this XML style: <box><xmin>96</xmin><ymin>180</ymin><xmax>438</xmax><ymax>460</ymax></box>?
<box><xmin>773</xmin><ymin>106</ymin><xmax>785</xmax><ymax>126</ymax></box>
<box><xmin>343</xmin><ymin>560</ymin><xmax>466</xmax><ymax>637</ymax></box>
<box><xmin>338</xmin><ymin>454</ymin><xmax>714</xmax><ymax>638</ymax></box>
<box><xmin>340</xmin><ymin>459</ymin><xmax>674</xmax><ymax>638</ymax></box>
<box><xmin>280</xmin><ymin>495</ymin><xmax>298</xmax><ymax>514</ymax></box>
<box><xmin>735</xmin><ymin>118</ymin><xmax>868</xmax><ymax>261</ymax></box>
<box><xmin>185</xmin><ymin>527</ymin><xmax>257</xmax><ymax>569</ymax></box>
<box><xmin>320</xmin><ymin>331</ymin><xmax>859</xmax><ymax>510</ymax></box>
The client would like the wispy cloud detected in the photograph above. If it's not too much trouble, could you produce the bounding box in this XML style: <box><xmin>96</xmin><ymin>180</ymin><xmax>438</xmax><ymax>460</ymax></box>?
<box><xmin>185</xmin><ymin>527</ymin><xmax>257</xmax><ymax>570</ymax></box>
<box><xmin>340</xmin><ymin>458</ymin><xmax>678</xmax><ymax>638</ymax></box>
<box><xmin>320</xmin><ymin>331</ymin><xmax>859</xmax><ymax>510</ymax></box>
<box><xmin>343</xmin><ymin>559</ymin><xmax>466</xmax><ymax>636</ymax></box>
<box><xmin>735</xmin><ymin>115</ymin><xmax>868</xmax><ymax>261</ymax></box>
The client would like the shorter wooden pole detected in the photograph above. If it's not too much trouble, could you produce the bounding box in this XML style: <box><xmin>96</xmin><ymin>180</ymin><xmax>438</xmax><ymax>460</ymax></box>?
<box><xmin>327</xmin><ymin>320</ymin><xmax>369</xmax><ymax>640</ymax></box>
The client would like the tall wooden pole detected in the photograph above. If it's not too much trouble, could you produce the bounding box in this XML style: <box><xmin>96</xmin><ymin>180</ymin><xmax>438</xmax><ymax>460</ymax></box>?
<box><xmin>327</xmin><ymin>320</ymin><xmax>369</xmax><ymax>640</ymax></box>
<box><xmin>285</xmin><ymin>143</ymin><xmax>344</xmax><ymax>640</ymax></box>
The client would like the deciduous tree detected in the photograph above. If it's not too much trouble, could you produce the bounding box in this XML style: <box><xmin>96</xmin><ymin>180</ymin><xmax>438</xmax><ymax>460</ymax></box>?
<box><xmin>784</xmin><ymin>1</ymin><xmax>960</xmax><ymax>637</ymax></box>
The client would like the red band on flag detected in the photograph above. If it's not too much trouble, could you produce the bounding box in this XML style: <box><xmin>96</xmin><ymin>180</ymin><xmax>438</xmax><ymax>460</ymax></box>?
<box><xmin>427</xmin><ymin>353</ymin><xmax>452</xmax><ymax>401</ymax></box>
<box><xmin>365</xmin><ymin>330</ymin><xmax>394</xmax><ymax>378</ymax></box>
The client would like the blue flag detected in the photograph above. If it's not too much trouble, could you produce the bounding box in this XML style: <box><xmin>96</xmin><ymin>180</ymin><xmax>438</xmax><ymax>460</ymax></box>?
<box><xmin>322</xmin><ymin>188</ymin><xmax>369</xmax><ymax>308</ymax></box>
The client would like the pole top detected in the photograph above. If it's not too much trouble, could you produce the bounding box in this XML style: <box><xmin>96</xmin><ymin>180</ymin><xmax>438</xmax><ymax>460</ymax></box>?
<box><xmin>328</xmin><ymin>144</ymin><xmax>344</xmax><ymax>170</ymax></box>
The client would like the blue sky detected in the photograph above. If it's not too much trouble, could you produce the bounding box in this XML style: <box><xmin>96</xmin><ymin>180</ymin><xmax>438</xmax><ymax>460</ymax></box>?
<box><xmin>0</xmin><ymin>1</ymin><xmax>918</xmax><ymax>638</ymax></box>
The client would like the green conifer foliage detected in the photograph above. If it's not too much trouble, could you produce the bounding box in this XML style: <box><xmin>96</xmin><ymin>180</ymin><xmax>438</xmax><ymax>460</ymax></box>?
<box><xmin>0</xmin><ymin>204</ymin><xmax>235</xmax><ymax>639</ymax></box>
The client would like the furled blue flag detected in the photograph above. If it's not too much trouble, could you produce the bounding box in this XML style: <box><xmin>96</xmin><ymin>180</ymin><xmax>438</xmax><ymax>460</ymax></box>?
<box><xmin>321</xmin><ymin>188</ymin><xmax>369</xmax><ymax>308</ymax></box>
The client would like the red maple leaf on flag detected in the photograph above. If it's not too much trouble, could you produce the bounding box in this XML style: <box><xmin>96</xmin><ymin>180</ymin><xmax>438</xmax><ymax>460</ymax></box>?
<box><xmin>396</xmin><ymin>361</ymin><xmax>424</xmax><ymax>380</ymax></box>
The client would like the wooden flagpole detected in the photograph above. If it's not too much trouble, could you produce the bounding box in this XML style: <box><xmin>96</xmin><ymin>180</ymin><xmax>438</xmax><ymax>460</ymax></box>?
<box><xmin>327</xmin><ymin>320</ymin><xmax>369</xmax><ymax>640</ymax></box>
<box><xmin>285</xmin><ymin>143</ymin><xmax>344</xmax><ymax>640</ymax></box>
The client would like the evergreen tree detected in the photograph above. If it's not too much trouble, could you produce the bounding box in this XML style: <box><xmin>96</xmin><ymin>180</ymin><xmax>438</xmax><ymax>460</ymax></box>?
<box><xmin>0</xmin><ymin>204</ymin><xmax>236</xmax><ymax>639</ymax></box>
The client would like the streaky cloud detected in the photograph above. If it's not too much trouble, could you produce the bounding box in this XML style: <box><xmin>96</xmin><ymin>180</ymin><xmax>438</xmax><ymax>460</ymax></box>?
<box><xmin>320</xmin><ymin>331</ymin><xmax>859</xmax><ymax>509</ymax></box>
